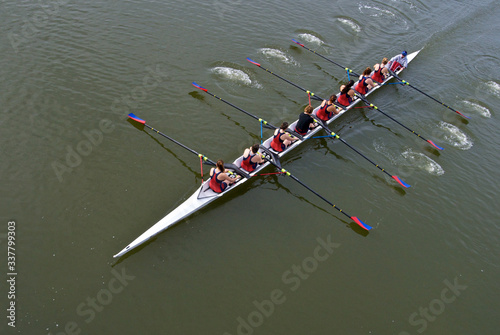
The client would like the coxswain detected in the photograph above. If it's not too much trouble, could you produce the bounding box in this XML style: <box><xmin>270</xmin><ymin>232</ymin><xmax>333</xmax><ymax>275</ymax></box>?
<box><xmin>317</xmin><ymin>94</ymin><xmax>341</xmax><ymax>121</ymax></box>
<box><xmin>295</xmin><ymin>106</ymin><xmax>318</xmax><ymax>135</ymax></box>
<box><xmin>388</xmin><ymin>51</ymin><xmax>408</xmax><ymax>72</ymax></box>
<box><xmin>209</xmin><ymin>160</ymin><xmax>239</xmax><ymax>193</ymax></box>
<box><xmin>355</xmin><ymin>67</ymin><xmax>378</xmax><ymax>95</ymax></box>
<box><xmin>337</xmin><ymin>80</ymin><xmax>355</xmax><ymax>107</ymax></box>
<box><xmin>270</xmin><ymin>122</ymin><xmax>297</xmax><ymax>152</ymax></box>
<box><xmin>371</xmin><ymin>58</ymin><xmax>389</xmax><ymax>83</ymax></box>
<box><xmin>241</xmin><ymin>144</ymin><xmax>265</xmax><ymax>172</ymax></box>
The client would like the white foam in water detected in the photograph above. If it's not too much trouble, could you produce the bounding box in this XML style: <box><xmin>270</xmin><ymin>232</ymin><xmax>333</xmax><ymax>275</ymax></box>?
<box><xmin>211</xmin><ymin>67</ymin><xmax>261</xmax><ymax>88</ymax></box>
<box><xmin>439</xmin><ymin>122</ymin><xmax>473</xmax><ymax>150</ymax></box>
<box><xmin>337</xmin><ymin>18</ymin><xmax>361</xmax><ymax>33</ymax></box>
<box><xmin>461</xmin><ymin>100</ymin><xmax>491</xmax><ymax>118</ymax></box>
<box><xmin>485</xmin><ymin>81</ymin><xmax>500</xmax><ymax>96</ymax></box>
<box><xmin>359</xmin><ymin>4</ymin><xmax>396</xmax><ymax>17</ymax></box>
<box><xmin>402</xmin><ymin>149</ymin><xmax>445</xmax><ymax>176</ymax></box>
<box><xmin>297</xmin><ymin>33</ymin><xmax>323</xmax><ymax>45</ymax></box>
<box><xmin>259</xmin><ymin>48</ymin><xmax>298</xmax><ymax>65</ymax></box>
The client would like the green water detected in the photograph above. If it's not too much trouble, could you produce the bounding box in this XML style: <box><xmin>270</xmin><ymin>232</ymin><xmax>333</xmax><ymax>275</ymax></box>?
<box><xmin>1</xmin><ymin>0</ymin><xmax>499</xmax><ymax>334</ymax></box>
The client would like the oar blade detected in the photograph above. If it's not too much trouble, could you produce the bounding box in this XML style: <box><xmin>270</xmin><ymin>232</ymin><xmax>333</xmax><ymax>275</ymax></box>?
<box><xmin>128</xmin><ymin>113</ymin><xmax>146</xmax><ymax>124</ymax></box>
<box><xmin>351</xmin><ymin>217</ymin><xmax>372</xmax><ymax>231</ymax></box>
<box><xmin>291</xmin><ymin>39</ymin><xmax>304</xmax><ymax>47</ymax></box>
<box><xmin>246</xmin><ymin>58</ymin><xmax>261</xmax><ymax>66</ymax></box>
<box><xmin>455</xmin><ymin>110</ymin><xmax>470</xmax><ymax>119</ymax></box>
<box><xmin>427</xmin><ymin>140</ymin><xmax>444</xmax><ymax>151</ymax></box>
<box><xmin>192</xmin><ymin>82</ymin><xmax>208</xmax><ymax>92</ymax></box>
<box><xmin>392</xmin><ymin>175</ymin><xmax>411</xmax><ymax>188</ymax></box>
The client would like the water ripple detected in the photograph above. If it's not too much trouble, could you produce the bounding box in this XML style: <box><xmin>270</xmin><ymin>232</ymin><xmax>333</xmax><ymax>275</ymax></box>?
<box><xmin>259</xmin><ymin>48</ymin><xmax>298</xmax><ymax>66</ymax></box>
<box><xmin>401</xmin><ymin>149</ymin><xmax>445</xmax><ymax>176</ymax></box>
<box><xmin>461</xmin><ymin>100</ymin><xmax>491</xmax><ymax>118</ymax></box>
<box><xmin>210</xmin><ymin>67</ymin><xmax>262</xmax><ymax>88</ymax></box>
<box><xmin>439</xmin><ymin>121</ymin><xmax>473</xmax><ymax>150</ymax></box>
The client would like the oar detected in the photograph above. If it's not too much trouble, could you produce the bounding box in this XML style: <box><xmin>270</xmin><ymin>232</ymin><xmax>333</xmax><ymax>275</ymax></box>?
<box><xmin>354</xmin><ymin>94</ymin><xmax>444</xmax><ymax>150</ymax></box>
<box><xmin>127</xmin><ymin>113</ymin><xmax>251</xmax><ymax>179</ymax></box>
<box><xmin>388</xmin><ymin>70</ymin><xmax>470</xmax><ymax>119</ymax></box>
<box><xmin>192</xmin><ymin>81</ymin><xmax>304</xmax><ymax>140</ymax></box>
<box><xmin>261</xmin><ymin>154</ymin><xmax>372</xmax><ymax>231</ymax></box>
<box><xmin>292</xmin><ymin>39</ymin><xmax>361</xmax><ymax>77</ymax></box>
<box><xmin>312</xmin><ymin>116</ymin><xmax>410</xmax><ymax>188</ymax></box>
<box><xmin>246</xmin><ymin>58</ymin><xmax>324</xmax><ymax>102</ymax></box>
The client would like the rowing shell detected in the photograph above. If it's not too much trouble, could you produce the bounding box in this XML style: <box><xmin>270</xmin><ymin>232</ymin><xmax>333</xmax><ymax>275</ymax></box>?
<box><xmin>113</xmin><ymin>50</ymin><xmax>421</xmax><ymax>258</ymax></box>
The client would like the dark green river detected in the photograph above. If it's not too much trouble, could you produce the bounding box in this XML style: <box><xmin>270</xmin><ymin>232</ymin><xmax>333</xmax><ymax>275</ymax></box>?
<box><xmin>1</xmin><ymin>0</ymin><xmax>499</xmax><ymax>334</ymax></box>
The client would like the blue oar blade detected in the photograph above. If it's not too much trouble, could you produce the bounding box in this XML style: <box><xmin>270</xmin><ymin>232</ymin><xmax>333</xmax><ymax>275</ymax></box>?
<box><xmin>427</xmin><ymin>140</ymin><xmax>444</xmax><ymax>151</ymax></box>
<box><xmin>351</xmin><ymin>217</ymin><xmax>372</xmax><ymax>231</ymax></box>
<box><xmin>456</xmin><ymin>110</ymin><xmax>470</xmax><ymax>119</ymax></box>
<box><xmin>192</xmin><ymin>82</ymin><xmax>207</xmax><ymax>92</ymax></box>
<box><xmin>128</xmin><ymin>113</ymin><xmax>146</xmax><ymax>124</ymax></box>
<box><xmin>392</xmin><ymin>175</ymin><xmax>411</xmax><ymax>188</ymax></box>
<box><xmin>291</xmin><ymin>39</ymin><xmax>304</xmax><ymax>47</ymax></box>
<box><xmin>246</xmin><ymin>58</ymin><xmax>261</xmax><ymax>66</ymax></box>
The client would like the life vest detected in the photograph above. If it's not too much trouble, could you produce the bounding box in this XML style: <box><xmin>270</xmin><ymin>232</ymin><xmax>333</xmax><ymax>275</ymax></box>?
<box><xmin>317</xmin><ymin>102</ymin><xmax>334</xmax><ymax>121</ymax></box>
<box><xmin>209</xmin><ymin>170</ymin><xmax>226</xmax><ymax>193</ymax></box>
<box><xmin>355</xmin><ymin>77</ymin><xmax>369</xmax><ymax>95</ymax></box>
<box><xmin>390</xmin><ymin>61</ymin><xmax>402</xmax><ymax>72</ymax></box>
<box><xmin>241</xmin><ymin>152</ymin><xmax>258</xmax><ymax>172</ymax></box>
<box><xmin>371</xmin><ymin>67</ymin><xmax>385</xmax><ymax>83</ymax></box>
<box><xmin>270</xmin><ymin>130</ymin><xmax>286</xmax><ymax>152</ymax></box>
<box><xmin>337</xmin><ymin>92</ymin><xmax>352</xmax><ymax>107</ymax></box>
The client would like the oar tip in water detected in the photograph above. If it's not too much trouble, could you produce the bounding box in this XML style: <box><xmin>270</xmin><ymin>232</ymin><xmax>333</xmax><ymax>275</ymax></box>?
<box><xmin>427</xmin><ymin>140</ymin><xmax>444</xmax><ymax>151</ymax></box>
<box><xmin>246</xmin><ymin>58</ymin><xmax>260</xmax><ymax>66</ymax></box>
<box><xmin>291</xmin><ymin>39</ymin><xmax>304</xmax><ymax>46</ymax></box>
<box><xmin>192</xmin><ymin>82</ymin><xmax>207</xmax><ymax>91</ymax></box>
<box><xmin>351</xmin><ymin>217</ymin><xmax>372</xmax><ymax>231</ymax></box>
<box><xmin>456</xmin><ymin>111</ymin><xmax>470</xmax><ymax>119</ymax></box>
<box><xmin>392</xmin><ymin>175</ymin><xmax>411</xmax><ymax>188</ymax></box>
<box><xmin>128</xmin><ymin>113</ymin><xmax>146</xmax><ymax>124</ymax></box>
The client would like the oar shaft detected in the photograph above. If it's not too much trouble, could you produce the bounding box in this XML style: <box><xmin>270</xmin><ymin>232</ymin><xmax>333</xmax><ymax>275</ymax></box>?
<box><xmin>390</xmin><ymin>72</ymin><xmax>469</xmax><ymax>119</ymax></box>
<box><xmin>261</xmin><ymin>156</ymin><xmax>370</xmax><ymax>229</ymax></box>
<box><xmin>247</xmin><ymin>58</ymin><xmax>324</xmax><ymax>101</ymax></box>
<box><xmin>192</xmin><ymin>82</ymin><xmax>277</xmax><ymax>129</ymax></box>
<box><xmin>128</xmin><ymin>113</ymin><xmax>216</xmax><ymax>166</ymax></box>
<box><xmin>292</xmin><ymin>39</ymin><xmax>361</xmax><ymax>77</ymax></box>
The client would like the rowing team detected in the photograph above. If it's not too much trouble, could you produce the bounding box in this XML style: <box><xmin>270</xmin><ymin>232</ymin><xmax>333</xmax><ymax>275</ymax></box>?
<box><xmin>208</xmin><ymin>51</ymin><xmax>409</xmax><ymax>193</ymax></box>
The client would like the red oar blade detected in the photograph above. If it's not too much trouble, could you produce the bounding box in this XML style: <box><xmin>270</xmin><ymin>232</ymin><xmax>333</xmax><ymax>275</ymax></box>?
<box><xmin>427</xmin><ymin>140</ymin><xmax>444</xmax><ymax>151</ymax></box>
<box><xmin>128</xmin><ymin>113</ymin><xmax>146</xmax><ymax>124</ymax></box>
<box><xmin>351</xmin><ymin>217</ymin><xmax>372</xmax><ymax>231</ymax></box>
<box><xmin>392</xmin><ymin>175</ymin><xmax>411</xmax><ymax>188</ymax></box>
<box><xmin>192</xmin><ymin>82</ymin><xmax>207</xmax><ymax>92</ymax></box>
<box><xmin>246</xmin><ymin>58</ymin><xmax>261</xmax><ymax>66</ymax></box>
<box><xmin>291</xmin><ymin>39</ymin><xmax>304</xmax><ymax>47</ymax></box>
<box><xmin>456</xmin><ymin>110</ymin><xmax>470</xmax><ymax>119</ymax></box>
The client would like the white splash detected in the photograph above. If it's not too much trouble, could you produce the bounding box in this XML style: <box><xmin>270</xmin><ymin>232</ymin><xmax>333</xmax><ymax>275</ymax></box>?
<box><xmin>211</xmin><ymin>67</ymin><xmax>261</xmax><ymax>88</ymax></box>
<box><xmin>439</xmin><ymin>122</ymin><xmax>473</xmax><ymax>150</ymax></box>
<box><xmin>297</xmin><ymin>33</ymin><xmax>323</xmax><ymax>45</ymax></box>
<box><xmin>485</xmin><ymin>81</ymin><xmax>500</xmax><ymax>96</ymax></box>
<box><xmin>402</xmin><ymin>149</ymin><xmax>445</xmax><ymax>176</ymax></box>
<box><xmin>337</xmin><ymin>18</ymin><xmax>361</xmax><ymax>33</ymax></box>
<box><xmin>259</xmin><ymin>48</ymin><xmax>298</xmax><ymax>65</ymax></box>
<box><xmin>461</xmin><ymin>100</ymin><xmax>491</xmax><ymax>118</ymax></box>
<box><xmin>359</xmin><ymin>4</ymin><xmax>396</xmax><ymax>17</ymax></box>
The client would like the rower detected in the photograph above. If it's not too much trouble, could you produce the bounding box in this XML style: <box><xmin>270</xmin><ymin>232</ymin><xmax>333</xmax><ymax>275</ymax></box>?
<box><xmin>337</xmin><ymin>80</ymin><xmax>355</xmax><ymax>107</ymax></box>
<box><xmin>371</xmin><ymin>58</ymin><xmax>389</xmax><ymax>83</ymax></box>
<box><xmin>355</xmin><ymin>67</ymin><xmax>378</xmax><ymax>95</ymax></box>
<box><xmin>241</xmin><ymin>144</ymin><xmax>265</xmax><ymax>172</ymax></box>
<box><xmin>295</xmin><ymin>106</ymin><xmax>318</xmax><ymax>136</ymax></box>
<box><xmin>209</xmin><ymin>160</ymin><xmax>239</xmax><ymax>193</ymax></box>
<box><xmin>388</xmin><ymin>51</ymin><xmax>408</xmax><ymax>72</ymax></box>
<box><xmin>317</xmin><ymin>94</ymin><xmax>341</xmax><ymax>121</ymax></box>
<box><xmin>270</xmin><ymin>122</ymin><xmax>298</xmax><ymax>152</ymax></box>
